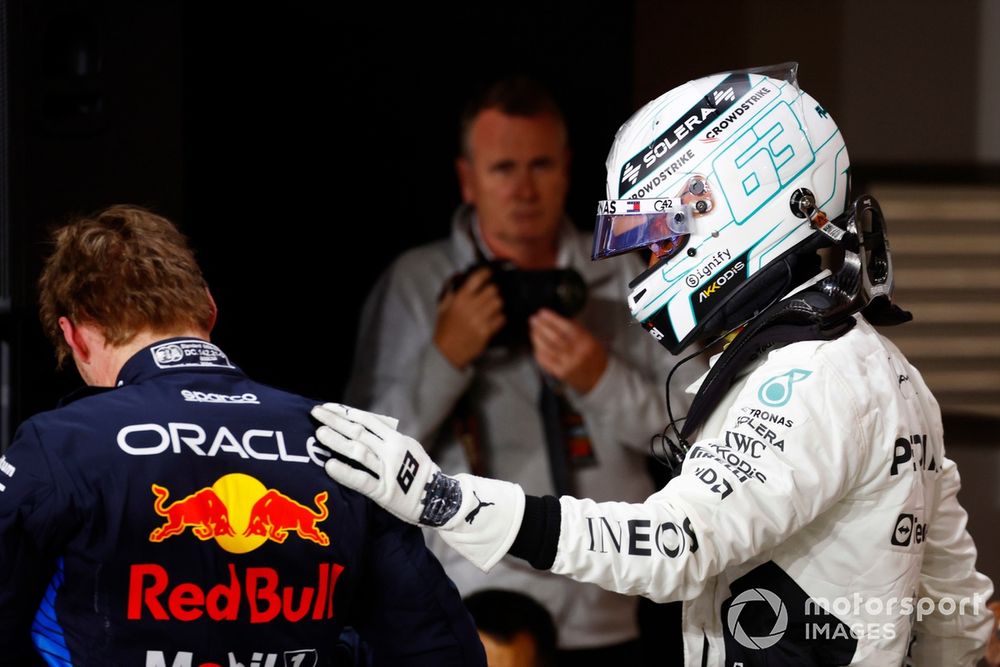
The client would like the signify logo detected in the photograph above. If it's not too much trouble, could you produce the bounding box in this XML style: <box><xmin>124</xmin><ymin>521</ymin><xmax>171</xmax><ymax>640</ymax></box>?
<box><xmin>686</xmin><ymin>250</ymin><xmax>732</xmax><ymax>288</ymax></box>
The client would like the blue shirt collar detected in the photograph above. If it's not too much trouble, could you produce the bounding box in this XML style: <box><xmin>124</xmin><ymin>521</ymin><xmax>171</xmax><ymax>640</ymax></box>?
<box><xmin>115</xmin><ymin>337</ymin><xmax>243</xmax><ymax>386</ymax></box>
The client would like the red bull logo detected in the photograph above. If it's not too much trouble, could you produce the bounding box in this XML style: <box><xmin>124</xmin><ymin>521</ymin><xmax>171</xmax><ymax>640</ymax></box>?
<box><xmin>148</xmin><ymin>474</ymin><xmax>329</xmax><ymax>553</ymax></box>
<box><xmin>150</xmin><ymin>485</ymin><xmax>235</xmax><ymax>542</ymax></box>
<box><xmin>135</xmin><ymin>474</ymin><xmax>342</xmax><ymax>623</ymax></box>
<box><xmin>127</xmin><ymin>561</ymin><xmax>344</xmax><ymax>623</ymax></box>
<box><xmin>243</xmin><ymin>489</ymin><xmax>329</xmax><ymax>546</ymax></box>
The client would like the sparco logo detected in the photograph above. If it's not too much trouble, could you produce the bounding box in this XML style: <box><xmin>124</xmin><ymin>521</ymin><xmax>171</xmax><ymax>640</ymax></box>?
<box><xmin>181</xmin><ymin>390</ymin><xmax>260</xmax><ymax>404</ymax></box>
<box><xmin>727</xmin><ymin>588</ymin><xmax>788</xmax><ymax>649</ymax></box>
<box><xmin>618</xmin><ymin>73</ymin><xmax>752</xmax><ymax>196</ymax></box>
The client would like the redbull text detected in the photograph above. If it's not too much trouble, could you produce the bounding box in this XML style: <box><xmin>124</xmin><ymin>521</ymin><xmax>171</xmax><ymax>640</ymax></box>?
<box><xmin>127</xmin><ymin>562</ymin><xmax>344</xmax><ymax>623</ymax></box>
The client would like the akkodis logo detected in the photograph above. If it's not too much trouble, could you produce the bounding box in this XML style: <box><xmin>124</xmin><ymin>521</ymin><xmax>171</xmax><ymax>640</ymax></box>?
<box><xmin>149</xmin><ymin>474</ymin><xmax>330</xmax><ymax>553</ymax></box>
<box><xmin>727</xmin><ymin>588</ymin><xmax>789</xmax><ymax>650</ymax></box>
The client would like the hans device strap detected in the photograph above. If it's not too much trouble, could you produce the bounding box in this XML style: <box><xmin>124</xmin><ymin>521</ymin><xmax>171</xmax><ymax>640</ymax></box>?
<box><xmin>680</xmin><ymin>289</ymin><xmax>855</xmax><ymax>442</ymax></box>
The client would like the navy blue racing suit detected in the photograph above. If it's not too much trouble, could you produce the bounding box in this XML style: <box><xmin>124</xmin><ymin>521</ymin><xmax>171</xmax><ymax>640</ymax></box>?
<box><xmin>0</xmin><ymin>338</ymin><xmax>486</xmax><ymax>667</ymax></box>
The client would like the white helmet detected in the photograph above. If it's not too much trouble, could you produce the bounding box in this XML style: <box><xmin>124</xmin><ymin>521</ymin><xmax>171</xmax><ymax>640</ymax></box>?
<box><xmin>593</xmin><ymin>63</ymin><xmax>851</xmax><ymax>353</ymax></box>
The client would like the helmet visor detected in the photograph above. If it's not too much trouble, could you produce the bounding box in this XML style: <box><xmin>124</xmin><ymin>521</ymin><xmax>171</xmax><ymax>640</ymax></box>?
<box><xmin>592</xmin><ymin>199</ymin><xmax>695</xmax><ymax>260</ymax></box>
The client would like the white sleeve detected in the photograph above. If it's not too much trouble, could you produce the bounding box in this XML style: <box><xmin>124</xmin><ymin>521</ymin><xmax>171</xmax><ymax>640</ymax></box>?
<box><xmin>550</xmin><ymin>356</ymin><xmax>869</xmax><ymax>602</ymax></box>
<box><xmin>909</xmin><ymin>456</ymin><xmax>994</xmax><ymax>666</ymax></box>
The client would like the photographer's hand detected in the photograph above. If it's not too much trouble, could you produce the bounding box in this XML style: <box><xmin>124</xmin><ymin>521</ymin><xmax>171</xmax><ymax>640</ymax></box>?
<box><xmin>529</xmin><ymin>308</ymin><xmax>608</xmax><ymax>394</ymax></box>
<box><xmin>434</xmin><ymin>267</ymin><xmax>505</xmax><ymax>369</ymax></box>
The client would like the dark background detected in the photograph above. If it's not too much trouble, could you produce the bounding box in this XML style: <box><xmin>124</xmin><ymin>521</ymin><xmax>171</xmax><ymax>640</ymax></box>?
<box><xmin>6</xmin><ymin>0</ymin><xmax>998</xmax><ymax>429</ymax></box>
<box><xmin>2</xmin><ymin>1</ymin><xmax>638</xmax><ymax>426</ymax></box>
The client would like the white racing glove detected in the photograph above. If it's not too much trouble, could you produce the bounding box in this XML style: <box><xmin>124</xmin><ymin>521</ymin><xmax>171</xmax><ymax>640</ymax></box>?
<box><xmin>311</xmin><ymin>402</ymin><xmax>525</xmax><ymax>572</ymax></box>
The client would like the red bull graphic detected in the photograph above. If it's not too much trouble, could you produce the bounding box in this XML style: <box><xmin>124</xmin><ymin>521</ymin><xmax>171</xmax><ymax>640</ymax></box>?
<box><xmin>148</xmin><ymin>474</ymin><xmax>329</xmax><ymax>554</ymax></box>
<box><xmin>136</xmin><ymin>474</ymin><xmax>342</xmax><ymax>623</ymax></box>
<box><xmin>150</xmin><ymin>485</ymin><xmax>236</xmax><ymax>542</ymax></box>
<box><xmin>243</xmin><ymin>490</ymin><xmax>329</xmax><ymax>546</ymax></box>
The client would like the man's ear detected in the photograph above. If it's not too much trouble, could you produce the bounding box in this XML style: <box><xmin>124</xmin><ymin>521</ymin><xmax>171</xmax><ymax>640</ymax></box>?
<box><xmin>456</xmin><ymin>156</ymin><xmax>476</xmax><ymax>204</ymax></box>
<box><xmin>205</xmin><ymin>288</ymin><xmax>218</xmax><ymax>333</ymax></box>
<box><xmin>58</xmin><ymin>316</ymin><xmax>90</xmax><ymax>363</ymax></box>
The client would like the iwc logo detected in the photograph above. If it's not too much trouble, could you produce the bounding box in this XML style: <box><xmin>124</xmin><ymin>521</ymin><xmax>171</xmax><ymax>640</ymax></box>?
<box><xmin>726</xmin><ymin>587</ymin><xmax>788</xmax><ymax>650</ymax></box>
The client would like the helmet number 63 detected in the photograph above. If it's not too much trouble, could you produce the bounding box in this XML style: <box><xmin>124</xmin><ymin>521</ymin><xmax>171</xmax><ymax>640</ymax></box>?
<box><xmin>712</xmin><ymin>102</ymin><xmax>815</xmax><ymax>225</ymax></box>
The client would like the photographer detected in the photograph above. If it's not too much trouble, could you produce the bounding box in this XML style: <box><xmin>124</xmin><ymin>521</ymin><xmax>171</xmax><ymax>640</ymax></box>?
<box><xmin>344</xmin><ymin>76</ymin><xmax>703</xmax><ymax>665</ymax></box>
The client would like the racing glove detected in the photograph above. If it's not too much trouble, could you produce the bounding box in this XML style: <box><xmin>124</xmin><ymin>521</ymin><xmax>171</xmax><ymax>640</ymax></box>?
<box><xmin>311</xmin><ymin>403</ymin><xmax>525</xmax><ymax>572</ymax></box>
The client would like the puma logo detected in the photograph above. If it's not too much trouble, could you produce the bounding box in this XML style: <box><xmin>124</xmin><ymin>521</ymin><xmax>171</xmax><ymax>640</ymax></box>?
<box><xmin>465</xmin><ymin>491</ymin><xmax>495</xmax><ymax>524</ymax></box>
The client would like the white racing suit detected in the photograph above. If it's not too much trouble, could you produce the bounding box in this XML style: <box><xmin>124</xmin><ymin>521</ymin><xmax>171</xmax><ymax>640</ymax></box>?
<box><xmin>547</xmin><ymin>316</ymin><xmax>993</xmax><ymax>665</ymax></box>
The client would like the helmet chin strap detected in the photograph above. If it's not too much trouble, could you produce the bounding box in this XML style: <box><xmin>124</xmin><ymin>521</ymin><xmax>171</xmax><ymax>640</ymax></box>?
<box><xmin>653</xmin><ymin>194</ymin><xmax>912</xmax><ymax>476</ymax></box>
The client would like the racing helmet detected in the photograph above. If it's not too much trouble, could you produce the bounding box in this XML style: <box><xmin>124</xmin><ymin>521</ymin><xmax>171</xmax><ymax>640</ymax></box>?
<box><xmin>593</xmin><ymin>63</ymin><xmax>851</xmax><ymax>354</ymax></box>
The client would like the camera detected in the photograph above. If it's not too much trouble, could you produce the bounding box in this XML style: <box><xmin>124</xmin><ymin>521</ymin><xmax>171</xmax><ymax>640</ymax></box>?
<box><xmin>445</xmin><ymin>260</ymin><xmax>588</xmax><ymax>348</ymax></box>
